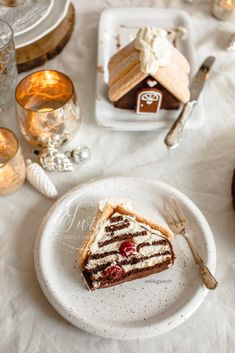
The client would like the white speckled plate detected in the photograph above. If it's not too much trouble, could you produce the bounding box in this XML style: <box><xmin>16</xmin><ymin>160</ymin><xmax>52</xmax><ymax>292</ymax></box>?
<box><xmin>34</xmin><ymin>177</ymin><xmax>216</xmax><ymax>340</ymax></box>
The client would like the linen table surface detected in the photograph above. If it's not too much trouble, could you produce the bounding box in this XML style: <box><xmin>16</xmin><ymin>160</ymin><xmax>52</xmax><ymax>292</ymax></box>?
<box><xmin>0</xmin><ymin>0</ymin><xmax>235</xmax><ymax>352</ymax></box>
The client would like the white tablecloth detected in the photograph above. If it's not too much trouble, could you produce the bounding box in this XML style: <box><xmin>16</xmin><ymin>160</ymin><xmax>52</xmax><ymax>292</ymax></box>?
<box><xmin>1</xmin><ymin>0</ymin><xmax>235</xmax><ymax>351</ymax></box>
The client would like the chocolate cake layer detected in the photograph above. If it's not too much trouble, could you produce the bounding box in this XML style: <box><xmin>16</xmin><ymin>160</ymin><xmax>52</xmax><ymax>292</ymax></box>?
<box><xmin>105</xmin><ymin>219</ymin><xmax>130</xmax><ymax>232</ymax></box>
<box><xmin>83</xmin><ymin>259</ymin><xmax>172</xmax><ymax>290</ymax></box>
<box><xmin>89</xmin><ymin>250</ymin><xmax>118</xmax><ymax>260</ymax></box>
<box><xmin>110</xmin><ymin>215</ymin><xmax>123</xmax><ymax>223</ymax></box>
<box><xmin>114</xmin><ymin>76</ymin><xmax>181</xmax><ymax>110</ymax></box>
<box><xmin>136</xmin><ymin>240</ymin><xmax>168</xmax><ymax>251</ymax></box>
<box><xmin>98</xmin><ymin>230</ymin><xmax>147</xmax><ymax>247</ymax></box>
<box><xmin>89</xmin><ymin>250</ymin><xmax>171</xmax><ymax>275</ymax></box>
<box><xmin>89</xmin><ymin>239</ymin><xmax>168</xmax><ymax>261</ymax></box>
<box><xmin>89</xmin><ymin>240</ymin><xmax>168</xmax><ymax>260</ymax></box>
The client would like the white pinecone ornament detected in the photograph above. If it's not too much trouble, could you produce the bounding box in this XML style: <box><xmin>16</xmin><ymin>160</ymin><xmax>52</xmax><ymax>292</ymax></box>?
<box><xmin>26</xmin><ymin>159</ymin><xmax>58</xmax><ymax>199</ymax></box>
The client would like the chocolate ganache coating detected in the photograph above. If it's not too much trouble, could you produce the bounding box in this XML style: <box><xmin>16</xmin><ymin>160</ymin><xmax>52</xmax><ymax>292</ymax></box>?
<box><xmin>114</xmin><ymin>76</ymin><xmax>181</xmax><ymax>111</ymax></box>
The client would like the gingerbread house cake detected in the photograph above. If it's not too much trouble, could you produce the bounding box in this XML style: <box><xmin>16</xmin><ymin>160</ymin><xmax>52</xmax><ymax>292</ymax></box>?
<box><xmin>108</xmin><ymin>27</ymin><xmax>190</xmax><ymax>115</ymax></box>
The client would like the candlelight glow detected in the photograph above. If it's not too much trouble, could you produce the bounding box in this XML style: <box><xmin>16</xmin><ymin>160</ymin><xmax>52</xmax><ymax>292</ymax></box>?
<box><xmin>221</xmin><ymin>0</ymin><xmax>235</xmax><ymax>9</ymax></box>
<box><xmin>15</xmin><ymin>70</ymin><xmax>81</xmax><ymax>147</ymax></box>
<box><xmin>212</xmin><ymin>0</ymin><xmax>235</xmax><ymax>19</ymax></box>
<box><xmin>44</xmin><ymin>70</ymin><xmax>56</xmax><ymax>83</ymax></box>
<box><xmin>0</xmin><ymin>128</ymin><xmax>25</xmax><ymax>195</ymax></box>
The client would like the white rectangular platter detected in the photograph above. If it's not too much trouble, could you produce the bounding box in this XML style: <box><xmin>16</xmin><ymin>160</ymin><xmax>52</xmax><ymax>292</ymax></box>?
<box><xmin>95</xmin><ymin>8</ymin><xmax>204</xmax><ymax>131</ymax></box>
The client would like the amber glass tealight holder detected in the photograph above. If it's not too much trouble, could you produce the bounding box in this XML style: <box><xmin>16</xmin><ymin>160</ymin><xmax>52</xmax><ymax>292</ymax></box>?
<box><xmin>211</xmin><ymin>0</ymin><xmax>235</xmax><ymax>20</ymax></box>
<box><xmin>0</xmin><ymin>127</ymin><xmax>25</xmax><ymax>195</ymax></box>
<box><xmin>15</xmin><ymin>70</ymin><xmax>81</xmax><ymax>148</ymax></box>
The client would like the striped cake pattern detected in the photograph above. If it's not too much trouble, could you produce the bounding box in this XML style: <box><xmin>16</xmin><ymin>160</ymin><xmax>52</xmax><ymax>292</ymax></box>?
<box><xmin>82</xmin><ymin>212</ymin><xmax>175</xmax><ymax>290</ymax></box>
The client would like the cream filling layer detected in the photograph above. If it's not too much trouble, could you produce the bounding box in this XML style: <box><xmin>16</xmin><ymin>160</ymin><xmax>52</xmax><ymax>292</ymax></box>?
<box><xmin>86</xmin><ymin>244</ymin><xmax>170</xmax><ymax>270</ymax></box>
<box><xmin>92</xmin><ymin>254</ymin><xmax>172</xmax><ymax>281</ymax></box>
<box><xmin>87</xmin><ymin>212</ymin><xmax>172</xmax><ymax>272</ymax></box>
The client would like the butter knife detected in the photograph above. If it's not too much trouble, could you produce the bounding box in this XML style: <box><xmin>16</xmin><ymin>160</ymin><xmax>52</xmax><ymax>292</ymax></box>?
<box><xmin>164</xmin><ymin>56</ymin><xmax>216</xmax><ymax>150</ymax></box>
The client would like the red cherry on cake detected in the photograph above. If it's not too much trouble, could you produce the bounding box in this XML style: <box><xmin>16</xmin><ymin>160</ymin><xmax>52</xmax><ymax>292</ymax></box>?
<box><xmin>104</xmin><ymin>265</ymin><xmax>124</xmax><ymax>280</ymax></box>
<box><xmin>119</xmin><ymin>241</ymin><xmax>136</xmax><ymax>257</ymax></box>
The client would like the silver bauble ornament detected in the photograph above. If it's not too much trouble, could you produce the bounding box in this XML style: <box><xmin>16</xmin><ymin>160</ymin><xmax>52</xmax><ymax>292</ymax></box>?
<box><xmin>39</xmin><ymin>137</ymin><xmax>73</xmax><ymax>172</ymax></box>
<box><xmin>66</xmin><ymin>145</ymin><xmax>91</xmax><ymax>164</ymax></box>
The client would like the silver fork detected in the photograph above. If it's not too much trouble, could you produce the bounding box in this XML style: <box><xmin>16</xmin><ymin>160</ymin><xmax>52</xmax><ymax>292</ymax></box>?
<box><xmin>164</xmin><ymin>197</ymin><xmax>218</xmax><ymax>290</ymax></box>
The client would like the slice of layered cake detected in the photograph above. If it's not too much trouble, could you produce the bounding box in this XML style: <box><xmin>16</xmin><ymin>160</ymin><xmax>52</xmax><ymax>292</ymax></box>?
<box><xmin>79</xmin><ymin>203</ymin><xmax>175</xmax><ymax>290</ymax></box>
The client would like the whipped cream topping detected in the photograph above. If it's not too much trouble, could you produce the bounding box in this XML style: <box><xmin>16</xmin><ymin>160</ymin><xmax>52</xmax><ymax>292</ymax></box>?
<box><xmin>98</xmin><ymin>198</ymin><xmax>132</xmax><ymax>212</ymax></box>
<box><xmin>89</xmin><ymin>213</ymin><xmax>166</xmax><ymax>253</ymax></box>
<box><xmin>134</xmin><ymin>26</ymin><xmax>171</xmax><ymax>75</ymax></box>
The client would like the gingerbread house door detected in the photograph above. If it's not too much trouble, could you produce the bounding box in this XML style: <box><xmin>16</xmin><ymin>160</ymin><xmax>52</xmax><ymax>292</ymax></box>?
<box><xmin>136</xmin><ymin>88</ymin><xmax>163</xmax><ymax>114</ymax></box>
